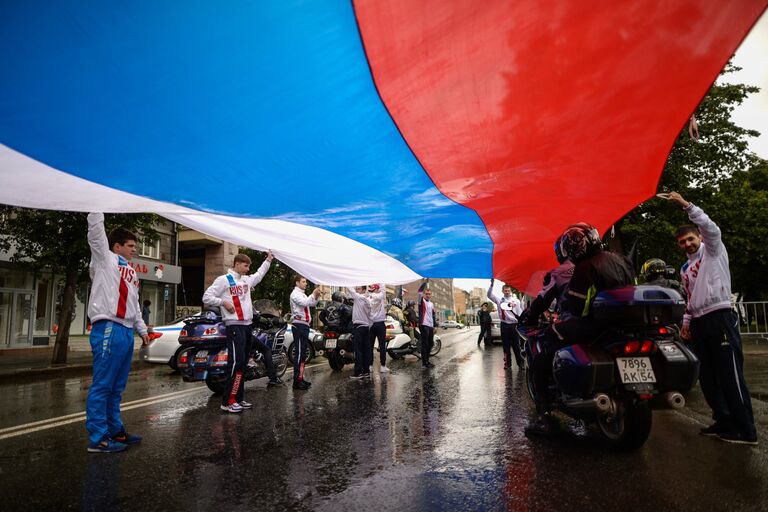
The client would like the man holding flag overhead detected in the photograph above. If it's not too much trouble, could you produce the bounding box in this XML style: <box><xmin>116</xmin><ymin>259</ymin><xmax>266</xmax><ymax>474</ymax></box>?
<box><xmin>203</xmin><ymin>252</ymin><xmax>277</xmax><ymax>414</ymax></box>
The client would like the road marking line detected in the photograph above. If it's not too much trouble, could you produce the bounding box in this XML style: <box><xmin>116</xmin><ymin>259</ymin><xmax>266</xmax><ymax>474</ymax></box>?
<box><xmin>0</xmin><ymin>363</ymin><xmax>324</xmax><ymax>440</ymax></box>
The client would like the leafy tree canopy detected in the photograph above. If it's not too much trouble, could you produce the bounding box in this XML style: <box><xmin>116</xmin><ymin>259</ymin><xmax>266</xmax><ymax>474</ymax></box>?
<box><xmin>616</xmin><ymin>64</ymin><xmax>767</xmax><ymax>299</ymax></box>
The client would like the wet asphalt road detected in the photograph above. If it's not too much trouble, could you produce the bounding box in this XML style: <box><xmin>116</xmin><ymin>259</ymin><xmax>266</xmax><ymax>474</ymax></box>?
<box><xmin>0</xmin><ymin>328</ymin><xmax>766</xmax><ymax>512</ymax></box>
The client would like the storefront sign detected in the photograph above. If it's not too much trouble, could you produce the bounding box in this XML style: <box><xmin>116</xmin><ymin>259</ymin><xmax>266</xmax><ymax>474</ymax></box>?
<box><xmin>127</xmin><ymin>257</ymin><xmax>182</xmax><ymax>284</ymax></box>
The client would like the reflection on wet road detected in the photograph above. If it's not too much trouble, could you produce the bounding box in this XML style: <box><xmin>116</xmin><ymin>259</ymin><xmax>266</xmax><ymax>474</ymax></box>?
<box><xmin>0</xmin><ymin>328</ymin><xmax>766</xmax><ymax>511</ymax></box>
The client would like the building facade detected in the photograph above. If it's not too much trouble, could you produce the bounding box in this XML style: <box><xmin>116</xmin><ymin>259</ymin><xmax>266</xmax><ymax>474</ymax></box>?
<box><xmin>0</xmin><ymin>219</ymin><xmax>181</xmax><ymax>349</ymax></box>
<box><xmin>453</xmin><ymin>288</ymin><xmax>470</xmax><ymax>323</ymax></box>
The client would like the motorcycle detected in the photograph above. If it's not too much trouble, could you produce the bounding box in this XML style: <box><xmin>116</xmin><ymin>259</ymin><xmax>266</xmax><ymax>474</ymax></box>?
<box><xmin>384</xmin><ymin>316</ymin><xmax>442</xmax><ymax>361</ymax></box>
<box><xmin>519</xmin><ymin>284</ymin><xmax>699</xmax><ymax>450</ymax></box>
<box><xmin>320</xmin><ymin>315</ymin><xmax>442</xmax><ymax>371</ymax></box>
<box><xmin>177</xmin><ymin>309</ymin><xmax>289</xmax><ymax>394</ymax></box>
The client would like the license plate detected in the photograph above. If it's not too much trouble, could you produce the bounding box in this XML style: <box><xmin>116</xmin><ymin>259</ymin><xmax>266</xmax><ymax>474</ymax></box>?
<box><xmin>194</xmin><ymin>350</ymin><xmax>209</xmax><ymax>362</ymax></box>
<box><xmin>616</xmin><ymin>357</ymin><xmax>656</xmax><ymax>384</ymax></box>
<box><xmin>325</xmin><ymin>339</ymin><xmax>337</xmax><ymax>349</ymax></box>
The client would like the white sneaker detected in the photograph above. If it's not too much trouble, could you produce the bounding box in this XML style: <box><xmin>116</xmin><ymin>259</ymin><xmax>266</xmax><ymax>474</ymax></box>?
<box><xmin>220</xmin><ymin>403</ymin><xmax>243</xmax><ymax>413</ymax></box>
<box><xmin>380</xmin><ymin>365</ymin><xmax>390</xmax><ymax>373</ymax></box>
<box><xmin>239</xmin><ymin>401</ymin><xmax>253</xmax><ymax>409</ymax></box>
<box><xmin>369</xmin><ymin>365</ymin><xmax>373</xmax><ymax>373</ymax></box>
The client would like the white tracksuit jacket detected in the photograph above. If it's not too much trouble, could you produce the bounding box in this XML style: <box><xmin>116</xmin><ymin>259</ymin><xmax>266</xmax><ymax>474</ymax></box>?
<box><xmin>202</xmin><ymin>260</ymin><xmax>271</xmax><ymax>325</ymax></box>
<box><xmin>290</xmin><ymin>287</ymin><xmax>318</xmax><ymax>326</ymax></box>
<box><xmin>87</xmin><ymin>213</ymin><xmax>147</xmax><ymax>335</ymax></box>
<box><xmin>680</xmin><ymin>204</ymin><xmax>733</xmax><ymax>326</ymax></box>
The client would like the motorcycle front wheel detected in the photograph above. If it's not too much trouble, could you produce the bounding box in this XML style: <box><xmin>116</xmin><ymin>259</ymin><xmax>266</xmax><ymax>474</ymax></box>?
<box><xmin>273</xmin><ymin>351</ymin><xmax>288</xmax><ymax>378</ymax></box>
<box><xmin>205</xmin><ymin>374</ymin><xmax>227</xmax><ymax>394</ymax></box>
<box><xmin>430</xmin><ymin>338</ymin><xmax>442</xmax><ymax>356</ymax></box>
<box><xmin>596</xmin><ymin>398</ymin><xmax>652</xmax><ymax>451</ymax></box>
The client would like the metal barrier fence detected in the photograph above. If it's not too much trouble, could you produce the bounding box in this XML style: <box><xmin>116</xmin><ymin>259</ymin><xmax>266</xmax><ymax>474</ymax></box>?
<box><xmin>736</xmin><ymin>302</ymin><xmax>768</xmax><ymax>336</ymax></box>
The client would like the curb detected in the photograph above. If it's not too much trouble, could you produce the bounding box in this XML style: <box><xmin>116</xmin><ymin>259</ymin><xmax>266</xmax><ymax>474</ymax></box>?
<box><xmin>0</xmin><ymin>359</ymin><xmax>148</xmax><ymax>383</ymax></box>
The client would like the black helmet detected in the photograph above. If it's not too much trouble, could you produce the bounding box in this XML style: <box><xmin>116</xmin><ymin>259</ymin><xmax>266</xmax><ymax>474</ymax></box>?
<box><xmin>560</xmin><ymin>222</ymin><xmax>602</xmax><ymax>263</ymax></box>
<box><xmin>391</xmin><ymin>297</ymin><xmax>403</xmax><ymax>308</ymax></box>
<box><xmin>554</xmin><ymin>237</ymin><xmax>567</xmax><ymax>264</ymax></box>
<box><xmin>331</xmin><ymin>291</ymin><xmax>345</xmax><ymax>303</ymax></box>
<box><xmin>641</xmin><ymin>258</ymin><xmax>667</xmax><ymax>282</ymax></box>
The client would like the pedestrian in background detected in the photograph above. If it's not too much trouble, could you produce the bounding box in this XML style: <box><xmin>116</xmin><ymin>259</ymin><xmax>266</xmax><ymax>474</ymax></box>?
<box><xmin>477</xmin><ymin>303</ymin><xmax>492</xmax><ymax>347</ymax></box>
<box><xmin>141</xmin><ymin>299</ymin><xmax>151</xmax><ymax>326</ymax></box>
<box><xmin>290</xmin><ymin>276</ymin><xmax>322</xmax><ymax>390</ymax></box>
<box><xmin>85</xmin><ymin>213</ymin><xmax>148</xmax><ymax>453</ymax></box>
<box><xmin>665</xmin><ymin>191</ymin><xmax>757</xmax><ymax>445</ymax></box>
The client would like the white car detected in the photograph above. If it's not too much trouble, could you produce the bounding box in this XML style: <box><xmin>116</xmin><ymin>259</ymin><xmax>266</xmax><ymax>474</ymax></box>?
<box><xmin>489</xmin><ymin>312</ymin><xmax>501</xmax><ymax>341</ymax></box>
<box><xmin>139</xmin><ymin>314</ymin><xmax>201</xmax><ymax>370</ymax></box>
<box><xmin>283</xmin><ymin>324</ymin><xmax>323</xmax><ymax>365</ymax></box>
<box><xmin>440</xmin><ymin>320</ymin><xmax>464</xmax><ymax>329</ymax></box>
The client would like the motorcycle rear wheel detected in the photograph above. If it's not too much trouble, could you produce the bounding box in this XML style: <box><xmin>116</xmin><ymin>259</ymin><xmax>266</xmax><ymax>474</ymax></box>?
<box><xmin>387</xmin><ymin>350</ymin><xmax>404</xmax><ymax>360</ymax></box>
<box><xmin>205</xmin><ymin>374</ymin><xmax>227</xmax><ymax>394</ymax></box>
<box><xmin>328</xmin><ymin>350</ymin><xmax>345</xmax><ymax>371</ymax></box>
<box><xmin>430</xmin><ymin>338</ymin><xmax>442</xmax><ymax>356</ymax></box>
<box><xmin>596</xmin><ymin>398</ymin><xmax>652</xmax><ymax>451</ymax></box>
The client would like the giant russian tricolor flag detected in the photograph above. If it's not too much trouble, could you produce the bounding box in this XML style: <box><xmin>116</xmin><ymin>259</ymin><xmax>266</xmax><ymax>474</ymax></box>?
<box><xmin>1</xmin><ymin>1</ymin><xmax>765</xmax><ymax>289</ymax></box>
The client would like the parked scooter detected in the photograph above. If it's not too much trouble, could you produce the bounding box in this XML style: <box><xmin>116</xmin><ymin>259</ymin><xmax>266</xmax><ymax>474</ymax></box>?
<box><xmin>519</xmin><ymin>285</ymin><xmax>699</xmax><ymax>450</ymax></box>
<box><xmin>383</xmin><ymin>315</ymin><xmax>442</xmax><ymax>360</ymax></box>
<box><xmin>177</xmin><ymin>310</ymin><xmax>288</xmax><ymax>393</ymax></box>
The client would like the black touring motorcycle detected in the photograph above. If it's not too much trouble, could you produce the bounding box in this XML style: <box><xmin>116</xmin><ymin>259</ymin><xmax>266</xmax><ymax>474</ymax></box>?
<box><xmin>177</xmin><ymin>303</ymin><xmax>288</xmax><ymax>394</ymax></box>
<box><xmin>519</xmin><ymin>285</ymin><xmax>700</xmax><ymax>450</ymax></box>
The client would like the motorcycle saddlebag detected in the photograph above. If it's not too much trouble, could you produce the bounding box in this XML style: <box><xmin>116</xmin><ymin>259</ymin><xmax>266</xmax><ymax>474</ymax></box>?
<box><xmin>652</xmin><ymin>340</ymin><xmax>700</xmax><ymax>393</ymax></box>
<box><xmin>552</xmin><ymin>345</ymin><xmax>615</xmax><ymax>397</ymax></box>
<box><xmin>591</xmin><ymin>285</ymin><xmax>685</xmax><ymax>328</ymax></box>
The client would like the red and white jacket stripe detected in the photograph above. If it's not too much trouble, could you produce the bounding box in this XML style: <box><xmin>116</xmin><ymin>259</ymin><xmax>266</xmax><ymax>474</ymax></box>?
<box><xmin>86</xmin><ymin>213</ymin><xmax>147</xmax><ymax>335</ymax></box>
<box><xmin>202</xmin><ymin>261</ymin><xmax>271</xmax><ymax>325</ymax></box>
<box><xmin>290</xmin><ymin>287</ymin><xmax>318</xmax><ymax>326</ymax></box>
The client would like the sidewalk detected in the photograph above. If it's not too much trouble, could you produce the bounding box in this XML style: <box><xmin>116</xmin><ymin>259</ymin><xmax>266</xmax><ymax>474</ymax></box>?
<box><xmin>0</xmin><ymin>336</ymin><xmax>147</xmax><ymax>381</ymax></box>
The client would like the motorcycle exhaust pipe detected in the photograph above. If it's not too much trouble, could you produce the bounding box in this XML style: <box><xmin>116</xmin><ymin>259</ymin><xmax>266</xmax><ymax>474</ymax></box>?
<box><xmin>661</xmin><ymin>391</ymin><xmax>685</xmax><ymax>409</ymax></box>
<box><xmin>565</xmin><ymin>393</ymin><xmax>613</xmax><ymax>414</ymax></box>
<box><xmin>316</xmin><ymin>350</ymin><xmax>324</xmax><ymax>356</ymax></box>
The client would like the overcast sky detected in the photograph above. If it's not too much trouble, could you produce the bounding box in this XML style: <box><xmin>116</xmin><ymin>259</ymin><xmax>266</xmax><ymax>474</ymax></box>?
<box><xmin>456</xmin><ymin>12</ymin><xmax>767</xmax><ymax>293</ymax></box>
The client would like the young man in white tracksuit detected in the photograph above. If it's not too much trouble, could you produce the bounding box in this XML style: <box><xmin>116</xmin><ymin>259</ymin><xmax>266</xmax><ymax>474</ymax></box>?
<box><xmin>666</xmin><ymin>192</ymin><xmax>757</xmax><ymax>445</ymax></box>
<box><xmin>347</xmin><ymin>286</ymin><xmax>373</xmax><ymax>379</ymax></box>
<box><xmin>290</xmin><ymin>276</ymin><xmax>322</xmax><ymax>390</ymax></box>
<box><xmin>367</xmin><ymin>283</ymin><xmax>390</xmax><ymax>373</ymax></box>
<box><xmin>85</xmin><ymin>213</ymin><xmax>148</xmax><ymax>453</ymax></box>
<box><xmin>487</xmin><ymin>280</ymin><xmax>523</xmax><ymax>369</ymax></box>
<box><xmin>418</xmin><ymin>281</ymin><xmax>437</xmax><ymax>368</ymax></box>
<box><xmin>203</xmin><ymin>252</ymin><xmax>277</xmax><ymax>413</ymax></box>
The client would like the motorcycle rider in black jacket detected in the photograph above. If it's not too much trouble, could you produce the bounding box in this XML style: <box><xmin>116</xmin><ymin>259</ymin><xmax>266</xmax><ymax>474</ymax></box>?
<box><xmin>524</xmin><ymin>223</ymin><xmax>634</xmax><ymax>436</ymax></box>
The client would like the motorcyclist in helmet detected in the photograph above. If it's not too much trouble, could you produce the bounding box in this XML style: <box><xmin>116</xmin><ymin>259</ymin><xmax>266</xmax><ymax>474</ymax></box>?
<box><xmin>404</xmin><ymin>300</ymin><xmax>419</xmax><ymax>343</ymax></box>
<box><xmin>520</xmin><ymin>236</ymin><xmax>575</xmax><ymax>327</ymax></box>
<box><xmin>387</xmin><ymin>297</ymin><xmax>406</xmax><ymax>329</ymax></box>
<box><xmin>319</xmin><ymin>290</ymin><xmax>352</xmax><ymax>332</ymax></box>
<box><xmin>639</xmin><ymin>258</ymin><xmax>686</xmax><ymax>298</ymax></box>
<box><xmin>525</xmin><ymin>222</ymin><xmax>634</xmax><ymax>436</ymax></box>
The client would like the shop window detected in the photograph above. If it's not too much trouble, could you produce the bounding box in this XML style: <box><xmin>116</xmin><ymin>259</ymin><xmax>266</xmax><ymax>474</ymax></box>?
<box><xmin>0</xmin><ymin>267</ymin><xmax>33</xmax><ymax>289</ymax></box>
<box><xmin>139</xmin><ymin>239</ymin><xmax>160</xmax><ymax>259</ymax></box>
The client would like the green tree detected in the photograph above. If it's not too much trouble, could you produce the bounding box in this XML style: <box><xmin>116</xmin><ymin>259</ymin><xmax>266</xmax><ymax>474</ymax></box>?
<box><xmin>0</xmin><ymin>208</ymin><xmax>160</xmax><ymax>364</ymax></box>
<box><xmin>239</xmin><ymin>249</ymin><xmax>317</xmax><ymax>315</ymax></box>
<box><xmin>616</xmin><ymin>64</ymin><xmax>765</xmax><ymax>298</ymax></box>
